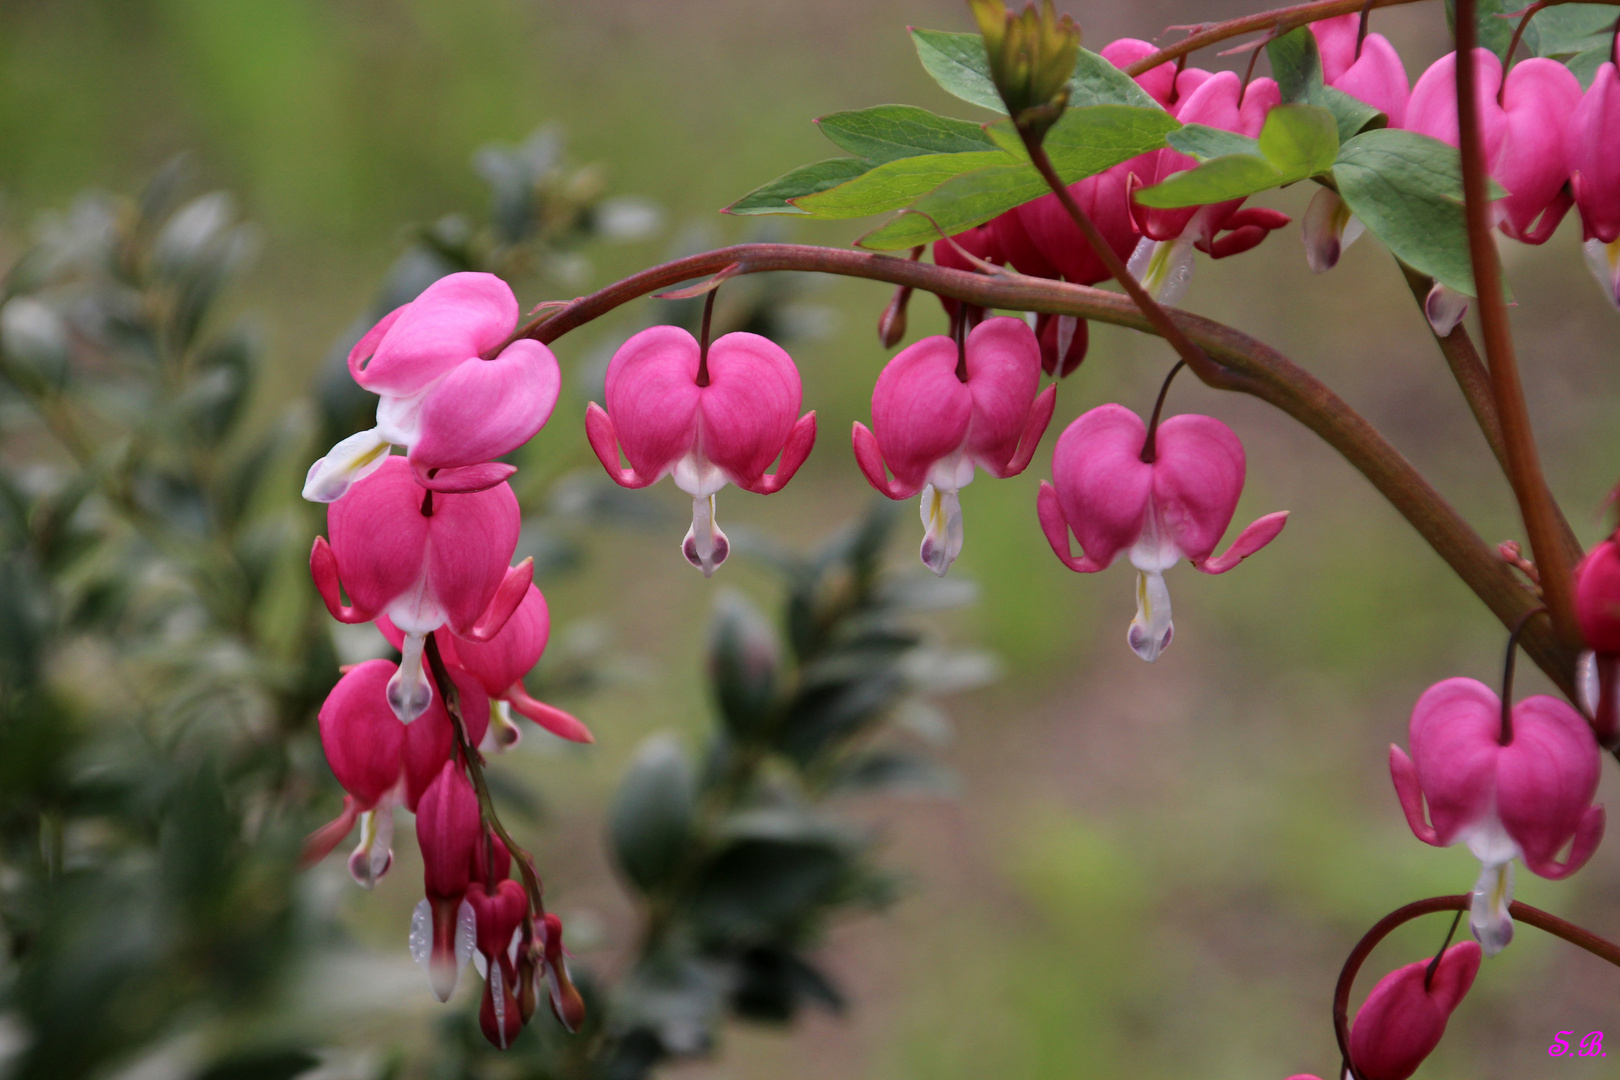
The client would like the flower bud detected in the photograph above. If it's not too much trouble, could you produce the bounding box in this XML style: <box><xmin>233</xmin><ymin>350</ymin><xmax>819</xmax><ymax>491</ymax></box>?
<box><xmin>1349</xmin><ymin>942</ymin><xmax>1481</xmax><ymax>1080</ymax></box>
<box><xmin>968</xmin><ymin>0</ymin><xmax>1080</xmax><ymax>140</ymax></box>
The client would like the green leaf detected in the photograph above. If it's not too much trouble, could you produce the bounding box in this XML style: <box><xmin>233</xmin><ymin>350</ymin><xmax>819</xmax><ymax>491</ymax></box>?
<box><xmin>1136</xmin><ymin>105</ymin><xmax>1335</xmax><ymax>209</ymax></box>
<box><xmin>790</xmin><ymin>150</ymin><xmax>1013</xmax><ymax>218</ymax></box>
<box><xmin>726</xmin><ymin>158</ymin><xmax>874</xmax><ymax>215</ymax></box>
<box><xmin>1447</xmin><ymin>0</ymin><xmax>1539</xmax><ymax>62</ymax></box>
<box><xmin>1267</xmin><ymin>27</ymin><xmax>1385</xmax><ymax>142</ymax></box>
<box><xmin>1332</xmin><ymin>128</ymin><xmax>1484</xmax><ymax>294</ymax></box>
<box><xmin>815</xmin><ymin>105</ymin><xmax>998</xmax><ymax>161</ymax></box>
<box><xmin>910</xmin><ymin>28</ymin><xmax>1005</xmax><ymax>112</ymax></box>
<box><xmin>1257</xmin><ymin>103</ymin><xmax>1340</xmax><ymax>178</ymax></box>
<box><xmin>1566</xmin><ymin>45</ymin><xmax>1612</xmax><ymax>88</ymax></box>
<box><xmin>1132</xmin><ymin>154</ymin><xmax>1283</xmax><ymax>208</ymax></box>
<box><xmin>710</xmin><ymin>591</ymin><xmax>781</xmax><ymax>742</ymax></box>
<box><xmin>1167</xmin><ymin>124</ymin><xmax>1260</xmax><ymax>161</ymax></box>
<box><xmin>1066</xmin><ymin>47</ymin><xmax>1161</xmax><ymax>109</ymax></box>
<box><xmin>854</xmin><ymin>105</ymin><xmax>1176</xmax><ymax>248</ymax></box>
<box><xmin>609</xmin><ymin>735</ymin><xmax>696</xmax><ymax>894</ymax></box>
<box><xmin>1532</xmin><ymin>4</ymin><xmax>1616</xmax><ymax>55</ymax></box>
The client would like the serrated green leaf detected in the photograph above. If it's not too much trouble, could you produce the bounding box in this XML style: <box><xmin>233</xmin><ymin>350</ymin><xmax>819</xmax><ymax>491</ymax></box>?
<box><xmin>1267</xmin><ymin>27</ymin><xmax>1385</xmax><ymax>142</ymax></box>
<box><xmin>1446</xmin><ymin>0</ymin><xmax>1539</xmax><ymax>61</ymax></box>
<box><xmin>791</xmin><ymin>151</ymin><xmax>1013</xmax><ymax>218</ymax></box>
<box><xmin>911</xmin><ymin>28</ymin><xmax>1005</xmax><ymax>112</ymax></box>
<box><xmin>726</xmin><ymin>158</ymin><xmax>874</xmax><ymax>215</ymax></box>
<box><xmin>1332</xmin><ymin>128</ymin><xmax>1483</xmax><ymax>294</ymax></box>
<box><xmin>1167</xmin><ymin>123</ymin><xmax>1260</xmax><ymax>161</ymax></box>
<box><xmin>816</xmin><ymin>105</ymin><xmax>998</xmax><ymax>161</ymax></box>
<box><xmin>1133</xmin><ymin>154</ymin><xmax>1284</xmax><ymax>208</ymax></box>
<box><xmin>1258</xmin><ymin>103</ymin><xmax>1340</xmax><ymax>177</ymax></box>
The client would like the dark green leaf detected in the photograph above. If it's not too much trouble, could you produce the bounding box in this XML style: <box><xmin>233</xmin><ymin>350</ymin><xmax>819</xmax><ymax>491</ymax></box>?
<box><xmin>710</xmin><ymin>591</ymin><xmax>781</xmax><ymax>742</ymax></box>
<box><xmin>1167</xmin><ymin>124</ymin><xmax>1260</xmax><ymax>161</ymax></box>
<box><xmin>1565</xmin><ymin>45</ymin><xmax>1612</xmax><ymax>88</ymax></box>
<box><xmin>1041</xmin><ymin>103</ymin><xmax>1181</xmax><ymax>175</ymax></box>
<box><xmin>690</xmin><ymin>838</ymin><xmax>849</xmax><ymax>944</ymax></box>
<box><xmin>790</xmin><ymin>151</ymin><xmax>1013</xmax><ymax>219</ymax></box>
<box><xmin>1333</xmin><ymin>128</ymin><xmax>1490</xmax><ymax>295</ymax></box>
<box><xmin>1066</xmin><ymin>47</ymin><xmax>1162</xmax><ymax>109</ymax></box>
<box><xmin>609</xmin><ymin>735</ymin><xmax>696</xmax><ymax>894</ymax></box>
<box><xmin>815</xmin><ymin>105</ymin><xmax>998</xmax><ymax>161</ymax></box>
<box><xmin>1447</xmin><ymin>0</ymin><xmax>1539</xmax><ymax>61</ymax></box>
<box><xmin>1133</xmin><ymin>155</ymin><xmax>1282</xmax><ymax>209</ymax></box>
<box><xmin>828</xmin><ymin>750</ymin><xmax>959</xmax><ymax>796</ymax></box>
<box><xmin>1137</xmin><ymin>104</ymin><xmax>1336</xmax><ymax>209</ymax></box>
<box><xmin>729</xmin><ymin>947</ymin><xmax>845</xmax><ymax>1022</ymax></box>
<box><xmin>726</xmin><ymin>158</ymin><xmax>874</xmax><ymax>216</ymax></box>
<box><xmin>1267</xmin><ymin>27</ymin><xmax>1385</xmax><ymax>142</ymax></box>
<box><xmin>910</xmin><ymin>28</ymin><xmax>1005</xmax><ymax>112</ymax></box>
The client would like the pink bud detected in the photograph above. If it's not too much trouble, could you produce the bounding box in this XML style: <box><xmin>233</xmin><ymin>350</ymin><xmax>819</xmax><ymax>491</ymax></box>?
<box><xmin>1576</xmin><ymin>537</ymin><xmax>1620</xmax><ymax>653</ymax></box>
<box><xmin>1349</xmin><ymin>942</ymin><xmax>1481</xmax><ymax>1080</ymax></box>
<box><xmin>852</xmin><ymin>317</ymin><xmax>1056</xmax><ymax>575</ymax></box>
<box><xmin>1039</xmin><ymin>403</ymin><xmax>1288</xmax><ymax>661</ymax></box>
<box><xmin>466</xmin><ymin>878</ymin><xmax>529</xmax><ymax>1048</ymax></box>
<box><xmin>541</xmin><ymin>911</ymin><xmax>586</xmax><ymax>1033</ymax></box>
<box><xmin>585</xmin><ymin>325</ymin><xmax>816</xmax><ymax>576</ymax></box>
<box><xmin>415</xmin><ymin>761</ymin><xmax>482</xmax><ymax>1002</ymax></box>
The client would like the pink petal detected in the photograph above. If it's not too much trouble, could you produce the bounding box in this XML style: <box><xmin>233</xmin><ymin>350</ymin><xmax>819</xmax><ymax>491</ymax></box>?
<box><xmin>1407</xmin><ymin>50</ymin><xmax>1506</xmax><ymax>162</ymax></box>
<box><xmin>736</xmin><ymin>410</ymin><xmax>817</xmax><ymax>495</ymax></box>
<box><xmin>1498</xmin><ymin>694</ymin><xmax>1602</xmax><ymax>877</ymax></box>
<box><xmin>1569</xmin><ymin>63</ymin><xmax>1620</xmax><ymax>244</ymax></box>
<box><xmin>416</xmin><ymin>761</ymin><xmax>481</xmax><ymax>902</ymax></box>
<box><xmin>1496</xmin><ymin>59</ymin><xmax>1584</xmax><ymax>243</ymax></box>
<box><xmin>585</xmin><ymin>402</ymin><xmax>657</xmax><ymax>488</ymax></box>
<box><xmin>460</xmin><ymin>561</ymin><xmax>535</xmax><ymax>646</ymax></box>
<box><xmin>1310</xmin><ymin>14</ymin><xmax>1360</xmax><ymax>85</ymax></box>
<box><xmin>991</xmin><ymin>382</ymin><xmax>1057</xmax><ymax>479</ymax></box>
<box><xmin>963</xmin><ymin>316</ymin><xmax>1044</xmax><ymax>472</ymax></box>
<box><xmin>868</xmin><ymin>335</ymin><xmax>973</xmax><ymax>492</ymax></box>
<box><xmin>410</xmin><ymin>339</ymin><xmax>561</xmax><ymax>471</ymax></box>
<box><xmin>1349</xmin><ymin>942</ymin><xmax>1480</xmax><ymax>1080</ymax></box>
<box><xmin>1037</xmin><ymin>479</ymin><xmax>1109</xmax><ymax>573</ymax></box>
<box><xmin>450</xmin><ymin>583</ymin><xmax>550</xmax><ymax>697</ymax></box>
<box><xmin>310</xmin><ymin>536</ymin><xmax>377</xmax><ymax>624</ymax></box>
<box><xmin>1389</xmin><ymin>744</ymin><xmax>1441</xmax><ymax>845</ymax></box>
<box><xmin>350</xmin><ymin>273</ymin><xmax>519</xmax><ymax>397</ymax></box>
<box><xmin>697</xmin><ymin>331</ymin><xmax>805</xmax><ymax>486</ymax></box>
<box><xmin>991</xmin><ymin>206</ymin><xmax>1061</xmax><ymax>279</ymax></box>
<box><xmin>1195</xmin><ymin>510</ymin><xmax>1289</xmax><ymax>574</ymax></box>
<box><xmin>1047</xmin><ymin>404</ymin><xmax>1153</xmax><ymax>571</ymax></box>
<box><xmin>1101</xmin><ymin>38</ymin><xmax>1177</xmax><ymax>109</ymax></box>
<box><xmin>412</xmin><ymin>462</ymin><xmax>518</xmax><ymax>493</ymax></box>
<box><xmin>1149</xmin><ymin>413</ymin><xmax>1247</xmax><ymax>563</ymax></box>
<box><xmin>425</xmin><ymin>480</ymin><xmax>522</xmax><ymax>637</ymax></box>
<box><xmin>1333</xmin><ymin>32</ymin><xmax>1410</xmax><ymax>128</ymax></box>
<box><xmin>507</xmin><ymin>682</ymin><xmax>595</xmax><ymax>743</ymax></box>
<box><xmin>1407</xmin><ymin>677</ymin><xmax>1502</xmax><ymax>847</ymax></box>
<box><xmin>602</xmin><ymin>325</ymin><xmax>702</xmax><ymax>480</ymax></box>
<box><xmin>319</xmin><ymin>659</ymin><xmax>407</xmax><ymax>805</ymax></box>
<box><xmin>852</xmin><ymin>421</ymin><xmax>918</xmax><ymax>499</ymax></box>
<box><xmin>327</xmin><ymin>458</ymin><xmax>432</xmax><ymax>621</ymax></box>
<box><xmin>301</xmin><ymin>794</ymin><xmax>362</xmax><ymax>868</ymax></box>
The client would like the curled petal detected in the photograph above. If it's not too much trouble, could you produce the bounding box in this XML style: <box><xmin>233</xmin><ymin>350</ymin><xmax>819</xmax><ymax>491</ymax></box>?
<box><xmin>412</xmin><ymin>461</ymin><xmax>518</xmax><ymax>494</ymax></box>
<box><xmin>1036</xmin><ymin>481</ymin><xmax>1108</xmax><ymax>573</ymax></box>
<box><xmin>1425</xmin><ymin>282</ymin><xmax>1471</xmax><ymax>337</ymax></box>
<box><xmin>585</xmin><ymin>402</ymin><xmax>657</xmax><ymax>488</ymax></box>
<box><xmin>303</xmin><ymin>428</ymin><xmax>391</xmax><ymax>503</ymax></box>
<box><xmin>735</xmin><ymin>411</ymin><xmax>817</xmax><ymax>495</ymax></box>
<box><xmin>310</xmin><ymin>537</ymin><xmax>377</xmax><ymax>624</ymax></box>
<box><xmin>461</xmin><ymin>560</ymin><xmax>535</xmax><ymax>644</ymax></box>
<box><xmin>351</xmin><ymin>273</ymin><xmax>519</xmax><ymax>397</ymax></box>
<box><xmin>302</xmin><ymin>794</ymin><xmax>363</xmax><ymax>868</ymax></box>
<box><xmin>507</xmin><ymin>683</ymin><xmax>595</xmax><ymax>743</ymax></box>
<box><xmin>410</xmin><ymin>339</ymin><xmax>561</xmax><ymax>471</ymax></box>
<box><xmin>1195</xmin><ymin>510</ymin><xmax>1289</xmax><ymax>574</ymax></box>
<box><xmin>1389</xmin><ymin>744</ymin><xmax>1441</xmax><ymax>845</ymax></box>
<box><xmin>1524</xmin><ymin>803</ymin><xmax>1605</xmax><ymax>880</ymax></box>
<box><xmin>988</xmin><ymin>383</ymin><xmax>1056</xmax><ymax>479</ymax></box>
<box><xmin>852</xmin><ymin>422</ymin><xmax>921</xmax><ymax>499</ymax></box>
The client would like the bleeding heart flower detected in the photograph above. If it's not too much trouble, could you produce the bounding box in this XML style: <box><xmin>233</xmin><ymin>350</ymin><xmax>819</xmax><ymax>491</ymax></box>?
<box><xmin>1409</xmin><ymin>50</ymin><xmax>1582</xmax><ymax>245</ymax></box>
<box><xmin>1390</xmin><ymin>677</ymin><xmax>1604</xmax><ymax>954</ymax></box>
<box><xmin>466</xmin><ymin>878</ymin><xmax>529</xmax><ymax>1048</ymax></box>
<box><xmin>1038</xmin><ymin>403</ymin><xmax>1288</xmax><ymax>661</ymax></box>
<box><xmin>1575</xmin><ymin>535</ymin><xmax>1620</xmax><ymax>747</ymax></box>
<box><xmin>303</xmin><ymin>272</ymin><xmax>561</xmax><ymax>502</ymax></box>
<box><xmin>1349</xmin><ymin>941</ymin><xmax>1482</xmax><ymax>1080</ymax></box>
<box><xmin>1569</xmin><ymin>62</ymin><xmax>1620</xmax><ymax>306</ymax></box>
<box><xmin>380</xmin><ymin>583</ymin><xmax>593</xmax><ymax>747</ymax></box>
<box><xmin>302</xmin><ymin>658</ymin><xmax>490</xmax><ymax>887</ymax></box>
<box><xmin>1311</xmin><ymin>14</ymin><xmax>1410</xmax><ymax>127</ymax></box>
<box><xmin>411</xmin><ymin>761</ymin><xmax>482</xmax><ymax>1003</ymax></box>
<box><xmin>1126</xmin><ymin>72</ymin><xmax>1291</xmax><ymax>302</ymax></box>
<box><xmin>310</xmin><ymin>456</ymin><xmax>529</xmax><ymax>723</ymax></box>
<box><xmin>586</xmin><ymin>324</ymin><xmax>816</xmax><ymax>576</ymax></box>
<box><xmin>853</xmin><ymin>316</ymin><xmax>1056</xmax><ymax>576</ymax></box>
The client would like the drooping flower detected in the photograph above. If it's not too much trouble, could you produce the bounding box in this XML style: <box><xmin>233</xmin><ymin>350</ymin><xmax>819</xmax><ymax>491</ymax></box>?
<box><xmin>1568</xmin><ymin>62</ymin><xmax>1620</xmax><ymax>306</ymax></box>
<box><xmin>1349</xmin><ymin>942</ymin><xmax>1482</xmax><ymax>1080</ymax></box>
<box><xmin>585</xmin><ymin>324</ymin><xmax>816</xmax><ymax>576</ymax></box>
<box><xmin>1301</xmin><ymin>15</ymin><xmax>1411</xmax><ymax>272</ymax></box>
<box><xmin>1408</xmin><ymin>50</ymin><xmax>1583</xmax><ymax>244</ymax></box>
<box><xmin>1390</xmin><ymin>677</ymin><xmax>1605</xmax><ymax>953</ymax></box>
<box><xmin>1576</xmin><ymin>533</ymin><xmax>1620</xmax><ymax>746</ymax></box>
<box><xmin>1310</xmin><ymin>14</ymin><xmax>1411</xmax><ymax>127</ymax></box>
<box><xmin>310</xmin><ymin>456</ymin><xmax>529</xmax><ymax>722</ymax></box>
<box><xmin>302</xmin><ymin>658</ymin><xmax>490</xmax><ymax>887</ymax></box>
<box><xmin>380</xmin><ymin>583</ymin><xmax>593</xmax><ymax>747</ymax></box>
<box><xmin>1125</xmin><ymin>71</ymin><xmax>1291</xmax><ymax>302</ymax></box>
<box><xmin>1038</xmin><ymin>403</ymin><xmax>1288</xmax><ymax>661</ymax></box>
<box><xmin>853</xmin><ymin>316</ymin><xmax>1056</xmax><ymax>575</ymax></box>
<box><xmin>303</xmin><ymin>272</ymin><xmax>561</xmax><ymax>502</ymax></box>
<box><xmin>412</xmin><ymin>761</ymin><xmax>482</xmax><ymax>1002</ymax></box>
<box><xmin>467</xmin><ymin>877</ymin><xmax>529</xmax><ymax>1048</ymax></box>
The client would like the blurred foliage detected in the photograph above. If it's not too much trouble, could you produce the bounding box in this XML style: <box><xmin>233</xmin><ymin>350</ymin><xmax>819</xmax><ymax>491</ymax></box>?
<box><xmin>0</xmin><ymin>120</ymin><xmax>985</xmax><ymax>1080</ymax></box>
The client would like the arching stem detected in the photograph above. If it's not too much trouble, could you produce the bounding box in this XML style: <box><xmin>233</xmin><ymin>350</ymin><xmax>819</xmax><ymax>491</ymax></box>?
<box><xmin>696</xmin><ymin>288</ymin><xmax>717</xmax><ymax>387</ymax></box>
<box><xmin>1141</xmin><ymin>360</ymin><xmax>1187</xmax><ymax>464</ymax></box>
<box><xmin>1500</xmin><ymin>605</ymin><xmax>1547</xmax><ymax>744</ymax></box>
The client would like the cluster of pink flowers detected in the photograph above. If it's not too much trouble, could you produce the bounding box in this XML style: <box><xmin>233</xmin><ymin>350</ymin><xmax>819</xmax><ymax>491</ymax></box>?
<box><xmin>301</xmin><ymin>273</ymin><xmax>588</xmax><ymax>1046</ymax></box>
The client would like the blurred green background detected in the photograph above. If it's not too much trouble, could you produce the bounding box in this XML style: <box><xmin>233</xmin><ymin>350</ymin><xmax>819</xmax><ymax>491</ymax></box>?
<box><xmin>4</xmin><ymin>1</ymin><xmax>1620</xmax><ymax>1078</ymax></box>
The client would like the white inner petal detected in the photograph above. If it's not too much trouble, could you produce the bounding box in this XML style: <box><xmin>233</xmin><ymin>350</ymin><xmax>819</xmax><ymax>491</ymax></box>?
<box><xmin>301</xmin><ymin>427</ymin><xmax>391</xmax><ymax>503</ymax></box>
<box><xmin>918</xmin><ymin>484</ymin><xmax>965</xmax><ymax>578</ymax></box>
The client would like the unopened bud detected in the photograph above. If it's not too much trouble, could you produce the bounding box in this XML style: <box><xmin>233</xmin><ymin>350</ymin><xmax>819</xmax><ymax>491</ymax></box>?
<box><xmin>542</xmin><ymin>912</ymin><xmax>587</xmax><ymax>1033</ymax></box>
<box><xmin>878</xmin><ymin>285</ymin><xmax>912</xmax><ymax>348</ymax></box>
<box><xmin>967</xmin><ymin>0</ymin><xmax>1080</xmax><ymax>141</ymax></box>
